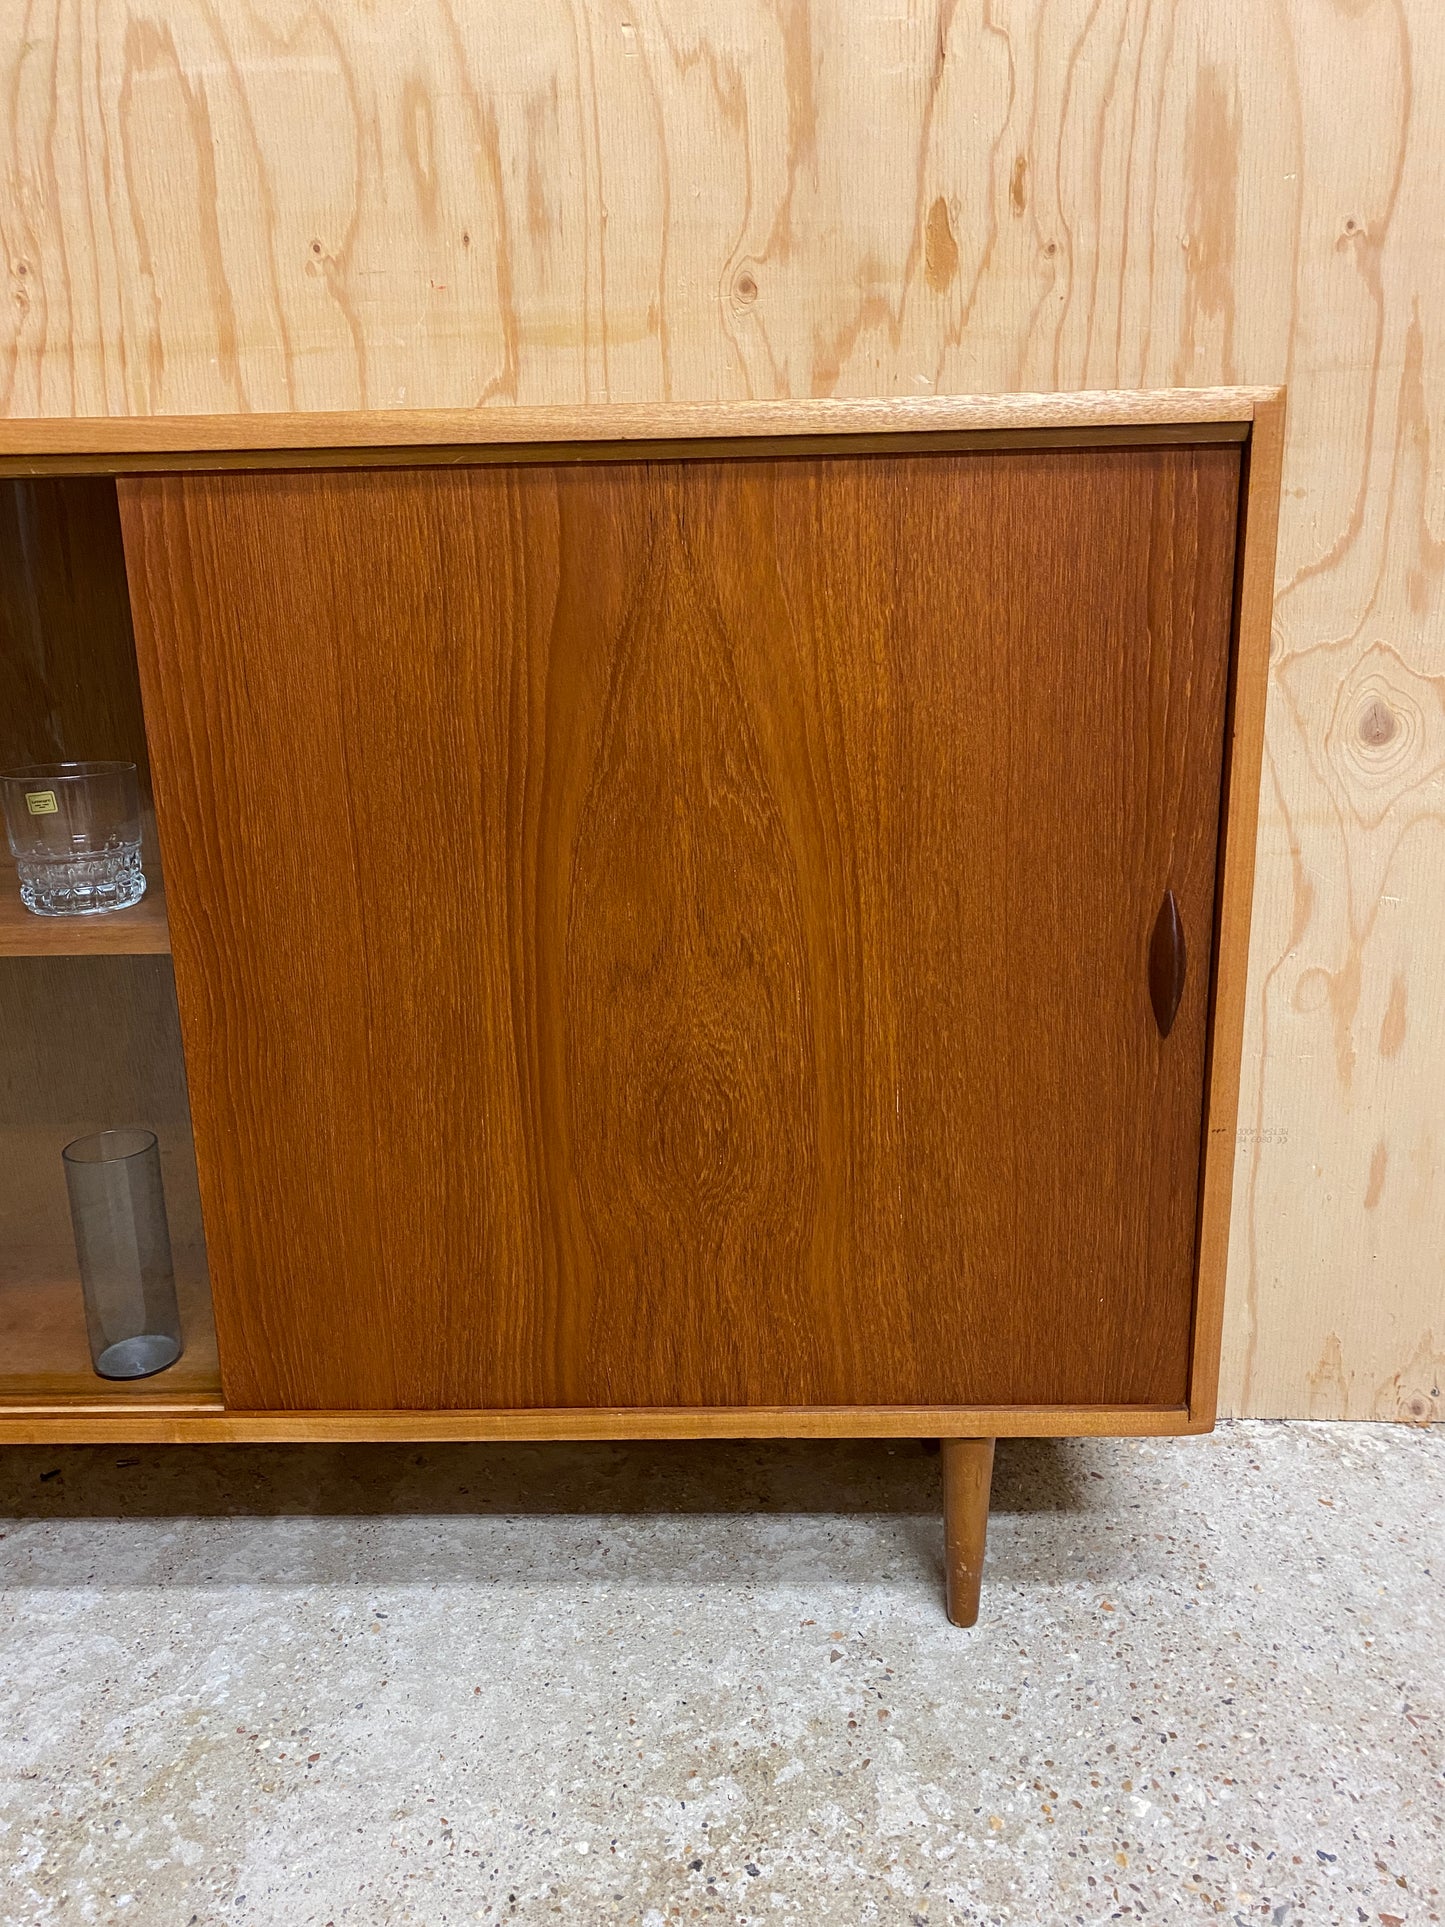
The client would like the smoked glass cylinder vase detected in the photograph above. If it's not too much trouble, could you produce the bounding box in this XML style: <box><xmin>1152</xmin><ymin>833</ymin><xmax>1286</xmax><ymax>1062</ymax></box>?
<box><xmin>62</xmin><ymin>1129</ymin><xmax>182</xmax><ymax>1379</ymax></box>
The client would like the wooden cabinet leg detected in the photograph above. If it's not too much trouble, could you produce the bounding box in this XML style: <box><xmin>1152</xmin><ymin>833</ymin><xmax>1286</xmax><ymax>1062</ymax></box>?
<box><xmin>941</xmin><ymin>1437</ymin><xmax>995</xmax><ymax>1627</ymax></box>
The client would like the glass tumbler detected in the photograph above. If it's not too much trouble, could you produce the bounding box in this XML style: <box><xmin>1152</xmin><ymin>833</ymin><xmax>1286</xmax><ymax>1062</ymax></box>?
<box><xmin>0</xmin><ymin>760</ymin><xmax>145</xmax><ymax>915</ymax></box>
<box><xmin>63</xmin><ymin>1129</ymin><xmax>183</xmax><ymax>1379</ymax></box>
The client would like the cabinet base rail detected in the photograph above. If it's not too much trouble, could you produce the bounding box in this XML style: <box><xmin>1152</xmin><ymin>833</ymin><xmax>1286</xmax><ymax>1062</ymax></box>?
<box><xmin>0</xmin><ymin>1402</ymin><xmax>1198</xmax><ymax>1441</ymax></box>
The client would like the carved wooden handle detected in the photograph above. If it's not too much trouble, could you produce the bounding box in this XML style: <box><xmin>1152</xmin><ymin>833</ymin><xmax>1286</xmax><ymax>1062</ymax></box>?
<box><xmin>1148</xmin><ymin>890</ymin><xmax>1187</xmax><ymax>1038</ymax></box>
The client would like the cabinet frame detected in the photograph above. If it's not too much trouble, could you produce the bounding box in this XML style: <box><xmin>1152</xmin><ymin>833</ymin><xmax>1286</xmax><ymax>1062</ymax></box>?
<box><xmin>0</xmin><ymin>386</ymin><xmax>1284</xmax><ymax>1444</ymax></box>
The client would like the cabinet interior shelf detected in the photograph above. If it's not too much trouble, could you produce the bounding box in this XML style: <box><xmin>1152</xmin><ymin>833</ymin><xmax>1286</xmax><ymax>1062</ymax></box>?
<box><xmin>0</xmin><ymin>866</ymin><xmax>170</xmax><ymax>957</ymax></box>
<box><xmin>0</xmin><ymin>1254</ymin><xmax>220</xmax><ymax>1411</ymax></box>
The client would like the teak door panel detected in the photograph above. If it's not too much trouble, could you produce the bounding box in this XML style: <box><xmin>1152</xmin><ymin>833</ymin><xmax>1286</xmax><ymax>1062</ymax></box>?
<box><xmin>118</xmin><ymin>446</ymin><xmax>1240</xmax><ymax>1413</ymax></box>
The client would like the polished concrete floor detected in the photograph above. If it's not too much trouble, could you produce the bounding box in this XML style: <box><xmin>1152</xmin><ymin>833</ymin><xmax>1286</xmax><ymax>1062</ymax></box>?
<box><xmin>0</xmin><ymin>1421</ymin><xmax>1440</xmax><ymax>1925</ymax></box>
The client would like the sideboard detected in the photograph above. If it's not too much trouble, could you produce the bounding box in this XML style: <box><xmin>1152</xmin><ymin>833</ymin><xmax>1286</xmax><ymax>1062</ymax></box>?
<box><xmin>0</xmin><ymin>389</ymin><xmax>1284</xmax><ymax>1623</ymax></box>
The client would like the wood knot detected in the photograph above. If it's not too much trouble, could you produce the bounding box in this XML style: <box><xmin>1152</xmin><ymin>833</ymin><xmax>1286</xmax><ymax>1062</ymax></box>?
<box><xmin>1357</xmin><ymin>697</ymin><xmax>1396</xmax><ymax>747</ymax></box>
<box><xmin>1318</xmin><ymin>644</ymin><xmax>1445</xmax><ymax>827</ymax></box>
<box><xmin>733</xmin><ymin>269</ymin><xmax>758</xmax><ymax>306</ymax></box>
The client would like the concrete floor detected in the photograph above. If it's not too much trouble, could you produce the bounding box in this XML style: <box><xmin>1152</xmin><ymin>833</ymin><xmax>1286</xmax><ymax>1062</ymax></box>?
<box><xmin>0</xmin><ymin>1422</ymin><xmax>1440</xmax><ymax>1926</ymax></box>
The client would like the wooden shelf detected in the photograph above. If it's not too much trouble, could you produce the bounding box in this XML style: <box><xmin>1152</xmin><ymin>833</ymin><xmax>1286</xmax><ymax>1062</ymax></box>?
<box><xmin>0</xmin><ymin>1250</ymin><xmax>221</xmax><ymax>1411</ymax></box>
<box><xmin>0</xmin><ymin>863</ymin><xmax>170</xmax><ymax>956</ymax></box>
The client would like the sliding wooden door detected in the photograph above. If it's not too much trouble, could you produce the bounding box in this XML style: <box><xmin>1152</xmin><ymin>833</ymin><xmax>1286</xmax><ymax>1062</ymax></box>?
<box><xmin>119</xmin><ymin>444</ymin><xmax>1240</xmax><ymax>1412</ymax></box>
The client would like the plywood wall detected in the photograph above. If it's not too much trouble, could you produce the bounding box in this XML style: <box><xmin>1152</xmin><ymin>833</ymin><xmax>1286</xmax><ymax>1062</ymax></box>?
<box><xmin>2</xmin><ymin>0</ymin><xmax>1441</xmax><ymax>1420</ymax></box>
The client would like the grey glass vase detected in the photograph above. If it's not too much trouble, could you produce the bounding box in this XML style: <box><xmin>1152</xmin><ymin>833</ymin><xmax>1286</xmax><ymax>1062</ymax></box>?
<box><xmin>62</xmin><ymin>1129</ymin><xmax>183</xmax><ymax>1379</ymax></box>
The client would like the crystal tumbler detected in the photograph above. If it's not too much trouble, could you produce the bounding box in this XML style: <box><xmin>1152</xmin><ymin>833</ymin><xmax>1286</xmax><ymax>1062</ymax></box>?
<box><xmin>63</xmin><ymin>1129</ymin><xmax>183</xmax><ymax>1379</ymax></box>
<box><xmin>0</xmin><ymin>760</ymin><xmax>145</xmax><ymax>915</ymax></box>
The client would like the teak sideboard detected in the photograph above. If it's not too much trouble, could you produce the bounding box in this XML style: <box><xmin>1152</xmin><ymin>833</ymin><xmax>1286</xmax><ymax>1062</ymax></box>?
<box><xmin>0</xmin><ymin>390</ymin><xmax>1284</xmax><ymax>1625</ymax></box>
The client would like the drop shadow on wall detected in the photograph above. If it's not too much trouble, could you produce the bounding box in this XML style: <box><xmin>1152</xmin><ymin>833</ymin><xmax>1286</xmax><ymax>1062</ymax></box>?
<box><xmin>0</xmin><ymin>1436</ymin><xmax>1182</xmax><ymax>1592</ymax></box>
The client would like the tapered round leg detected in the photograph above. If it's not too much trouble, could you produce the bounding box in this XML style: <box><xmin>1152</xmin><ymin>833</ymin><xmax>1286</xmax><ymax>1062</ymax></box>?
<box><xmin>941</xmin><ymin>1437</ymin><xmax>995</xmax><ymax>1627</ymax></box>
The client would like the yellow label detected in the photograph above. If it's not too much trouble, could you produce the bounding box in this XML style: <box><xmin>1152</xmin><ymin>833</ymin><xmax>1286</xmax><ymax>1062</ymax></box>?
<box><xmin>25</xmin><ymin>790</ymin><xmax>58</xmax><ymax>816</ymax></box>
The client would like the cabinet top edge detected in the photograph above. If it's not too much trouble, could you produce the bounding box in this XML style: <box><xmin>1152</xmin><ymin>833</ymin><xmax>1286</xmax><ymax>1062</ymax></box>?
<box><xmin>0</xmin><ymin>387</ymin><xmax>1280</xmax><ymax>475</ymax></box>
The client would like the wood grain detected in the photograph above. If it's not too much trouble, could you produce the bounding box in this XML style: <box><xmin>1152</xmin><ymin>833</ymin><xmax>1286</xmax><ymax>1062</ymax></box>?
<box><xmin>0</xmin><ymin>390</ymin><xmax>1262</xmax><ymax>467</ymax></box>
<box><xmin>1188</xmin><ymin>392</ymin><xmax>1285</xmax><ymax>1425</ymax></box>
<box><xmin>1</xmin><ymin>1</ymin><xmax>1435</xmax><ymax>1420</ymax></box>
<box><xmin>0</xmin><ymin>1403</ymin><xmax>1192</xmax><ymax>1446</ymax></box>
<box><xmin>121</xmin><ymin>444</ymin><xmax>1239</xmax><ymax>1415</ymax></box>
